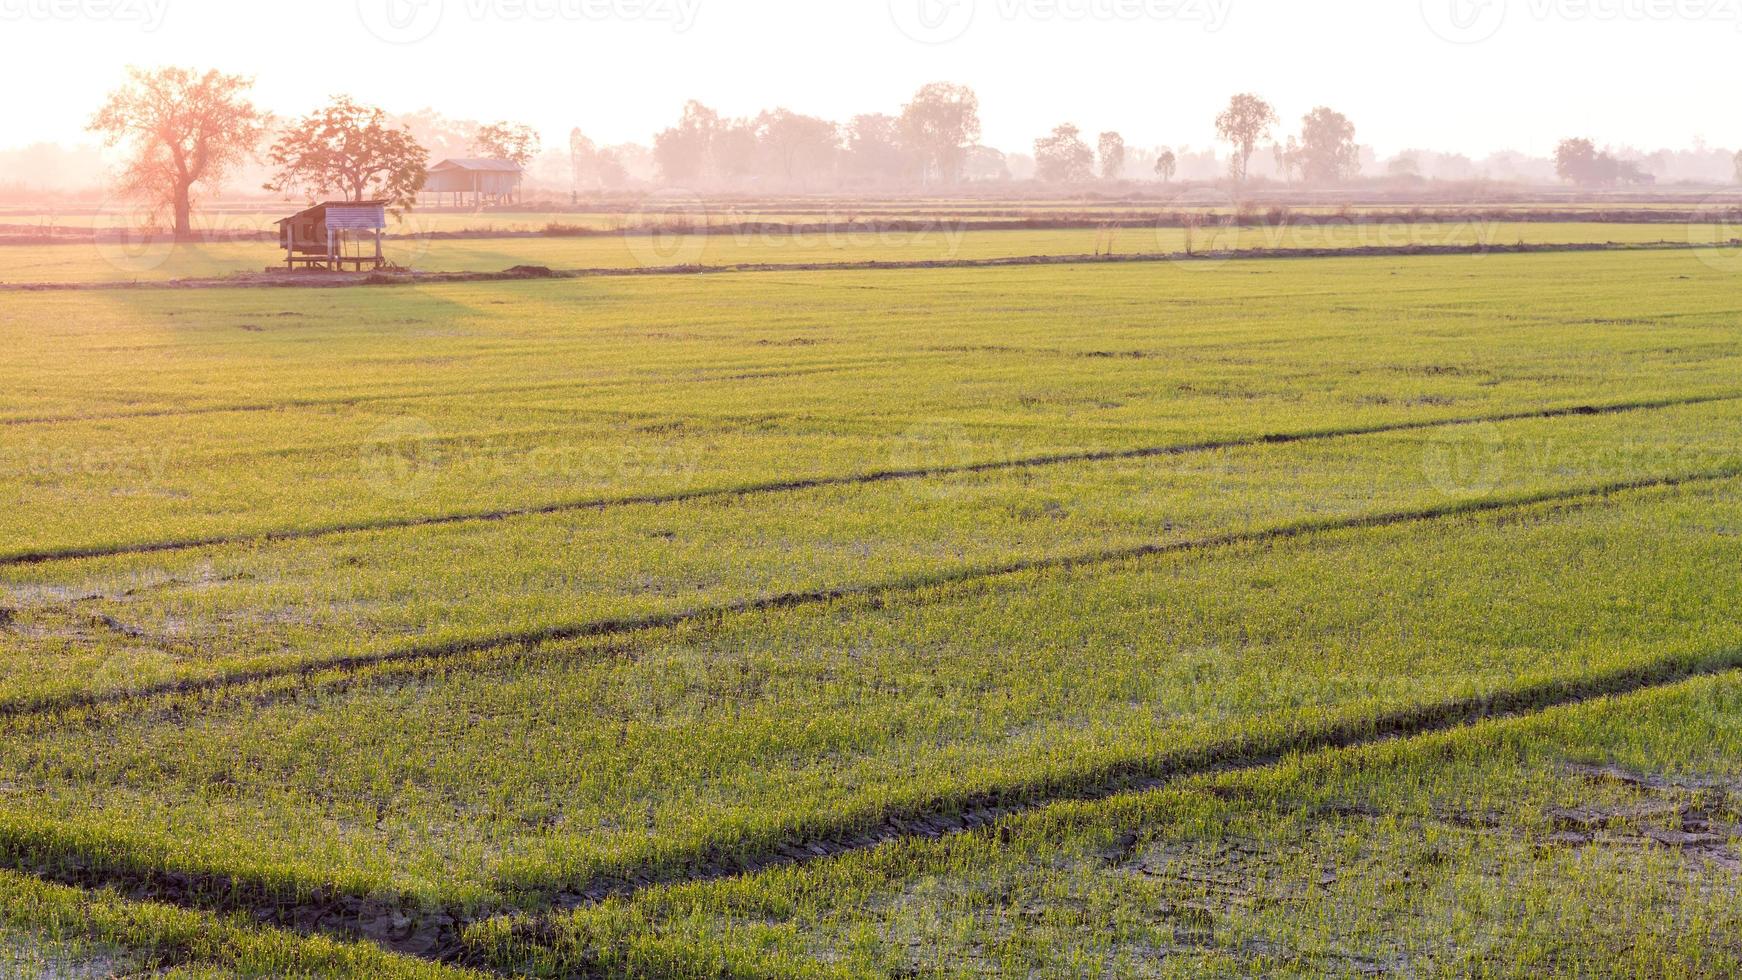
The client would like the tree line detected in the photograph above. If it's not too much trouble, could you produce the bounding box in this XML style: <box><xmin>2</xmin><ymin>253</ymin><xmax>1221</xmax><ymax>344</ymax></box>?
<box><xmin>86</xmin><ymin>66</ymin><xmax>1684</xmax><ymax>239</ymax></box>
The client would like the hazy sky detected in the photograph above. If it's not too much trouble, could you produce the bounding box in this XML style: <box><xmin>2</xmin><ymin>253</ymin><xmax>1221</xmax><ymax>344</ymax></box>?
<box><xmin>2</xmin><ymin>0</ymin><xmax>1736</xmax><ymax>156</ymax></box>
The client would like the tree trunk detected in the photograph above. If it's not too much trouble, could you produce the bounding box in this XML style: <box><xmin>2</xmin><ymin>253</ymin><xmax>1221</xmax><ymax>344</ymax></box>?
<box><xmin>173</xmin><ymin>182</ymin><xmax>193</xmax><ymax>241</ymax></box>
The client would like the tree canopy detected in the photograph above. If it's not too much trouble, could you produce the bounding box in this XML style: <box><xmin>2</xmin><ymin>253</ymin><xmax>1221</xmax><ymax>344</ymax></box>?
<box><xmin>1097</xmin><ymin>132</ymin><xmax>1126</xmax><ymax>181</ymax></box>
<box><xmin>1215</xmin><ymin>93</ymin><xmax>1277</xmax><ymax>183</ymax></box>
<box><xmin>88</xmin><ymin>67</ymin><xmax>265</xmax><ymax>239</ymax></box>
<box><xmin>265</xmin><ymin>96</ymin><xmax>428</xmax><ymax>211</ymax></box>
<box><xmin>1298</xmin><ymin>107</ymin><xmax>1359</xmax><ymax>183</ymax></box>
<box><xmin>1554</xmin><ymin>138</ymin><xmax>1649</xmax><ymax>187</ymax></box>
<box><xmin>1034</xmin><ymin>124</ymin><xmax>1095</xmax><ymax>183</ymax></box>
<box><xmin>898</xmin><ymin>83</ymin><xmax>981</xmax><ymax>186</ymax></box>
<box><xmin>472</xmin><ymin>121</ymin><xmax>541</xmax><ymax>168</ymax></box>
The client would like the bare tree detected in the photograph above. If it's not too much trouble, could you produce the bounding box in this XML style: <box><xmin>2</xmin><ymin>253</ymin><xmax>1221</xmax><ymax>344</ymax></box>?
<box><xmin>1153</xmin><ymin>149</ymin><xmax>1177</xmax><ymax>182</ymax></box>
<box><xmin>264</xmin><ymin>96</ymin><xmax>428</xmax><ymax>212</ymax></box>
<box><xmin>898</xmin><ymin>83</ymin><xmax>981</xmax><ymax>186</ymax></box>
<box><xmin>88</xmin><ymin>67</ymin><xmax>265</xmax><ymax>239</ymax></box>
<box><xmin>1215</xmin><ymin>93</ymin><xmax>1277</xmax><ymax>183</ymax></box>
<box><xmin>1097</xmin><ymin>131</ymin><xmax>1126</xmax><ymax>181</ymax></box>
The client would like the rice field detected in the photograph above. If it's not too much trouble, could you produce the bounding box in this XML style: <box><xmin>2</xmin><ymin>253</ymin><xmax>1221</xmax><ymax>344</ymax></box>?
<box><xmin>3</xmin><ymin>239</ymin><xmax>1741</xmax><ymax>976</ymax></box>
<box><xmin>1</xmin><ymin>218</ymin><xmax>1738</xmax><ymax>284</ymax></box>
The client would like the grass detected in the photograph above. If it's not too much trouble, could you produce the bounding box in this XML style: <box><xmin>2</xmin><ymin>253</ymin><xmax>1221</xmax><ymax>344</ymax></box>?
<box><xmin>469</xmin><ymin>671</ymin><xmax>1742</xmax><ymax>977</ymax></box>
<box><xmin>3</xmin><ymin>244</ymin><xmax>1741</xmax><ymax>973</ymax></box>
<box><xmin>0</xmin><ymin>869</ymin><xmax>482</xmax><ymax>978</ymax></box>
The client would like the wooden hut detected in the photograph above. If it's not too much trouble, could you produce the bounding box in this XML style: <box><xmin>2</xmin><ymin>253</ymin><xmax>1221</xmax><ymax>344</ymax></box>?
<box><xmin>423</xmin><ymin>159</ymin><xmax>524</xmax><ymax>207</ymax></box>
<box><xmin>276</xmin><ymin>201</ymin><xmax>388</xmax><ymax>271</ymax></box>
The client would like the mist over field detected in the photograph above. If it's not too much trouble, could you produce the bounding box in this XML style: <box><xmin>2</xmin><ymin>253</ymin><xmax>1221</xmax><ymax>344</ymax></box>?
<box><xmin>4</xmin><ymin>3</ymin><xmax>1742</xmax><ymax>979</ymax></box>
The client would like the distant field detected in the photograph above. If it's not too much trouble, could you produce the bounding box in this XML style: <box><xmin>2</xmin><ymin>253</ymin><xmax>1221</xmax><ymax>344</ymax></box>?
<box><xmin>0</xmin><ymin>220</ymin><xmax>1737</xmax><ymax>283</ymax></box>
<box><xmin>3</xmin><ymin>249</ymin><xmax>1742</xmax><ymax>974</ymax></box>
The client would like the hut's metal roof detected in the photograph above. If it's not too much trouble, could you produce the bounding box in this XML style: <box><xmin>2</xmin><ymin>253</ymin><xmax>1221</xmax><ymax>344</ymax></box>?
<box><xmin>276</xmin><ymin>201</ymin><xmax>388</xmax><ymax>230</ymax></box>
<box><xmin>429</xmin><ymin>158</ymin><xmax>523</xmax><ymax>173</ymax></box>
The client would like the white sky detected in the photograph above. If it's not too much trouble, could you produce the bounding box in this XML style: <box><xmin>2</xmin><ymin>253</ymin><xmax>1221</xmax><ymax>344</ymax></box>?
<box><xmin>1</xmin><ymin>0</ymin><xmax>1735</xmax><ymax>157</ymax></box>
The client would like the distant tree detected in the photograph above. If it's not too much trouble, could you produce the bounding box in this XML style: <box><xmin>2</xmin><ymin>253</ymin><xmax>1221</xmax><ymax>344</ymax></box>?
<box><xmin>710</xmin><ymin>118</ymin><xmax>761</xmax><ymax>181</ymax></box>
<box><xmin>472</xmin><ymin>121</ymin><xmax>540</xmax><ymax>168</ymax></box>
<box><xmin>1272</xmin><ymin>137</ymin><xmax>1301</xmax><ymax>183</ymax></box>
<box><xmin>265</xmin><ymin>96</ymin><xmax>427</xmax><ymax>212</ymax></box>
<box><xmin>1554</xmin><ymin>138</ymin><xmax>1599</xmax><ymax>184</ymax></box>
<box><xmin>1555</xmin><ymin>137</ymin><xmax>1651</xmax><ymax>187</ymax></box>
<box><xmin>1215</xmin><ymin>93</ymin><xmax>1277</xmax><ymax>183</ymax></box>
<box><xmin>569</xmin><ymin>128</ymin><xmax>597</xmax><ymax>192</ymax></box>
<box><xmin>964</xmin><ymin>145</ymin><xmax>1010</xmax><ymax>181</ymax></box>
<box><xmin>654</xmin><ymin>101</ymin><xmax>720</xmax><ymax>183</ymax></box>
<box><xmin>1153</xmin><ymin>149</ymin><xmax>1177</xmax><ymax>182</ymax></box>
<box><xmin>1097</xmin><ymin>131</ymin><xmax>1127</xmax><ymax>181</ymax></box>
<box><xmin>1734</xmin><ymin>149</ymin><xmax>1742</xmax><ymax>185</ymax></box>
<box><xmin>757</xmin><ymin>109</ymin><xmax>840</xmax><ymax>186</ymax></box>
<box><xmin>898</xmin><ymin>83</ymin><xmax>981</xmax><ymax>186</ymax></box>
<box><xmin>1297</xmin><ymin>107</ymin><xmax>1359</xmax><ymax>183</ymax></box>
<box><xmin>844</xmin><ymin>113</ymin><xmax>913</xmax><ymax>184</ymax></box>
<box><xmin>88</xmin><ymin>67</ymin><xmax>265</xmax><ymax>239</ymax></box>
<box><xmin>593</xmin><ymin>148</ymin><xmax>629</xmax><ymax>187</ymax></box>
<box><xmin>1387</xmin><ymin>153</ymin><xmax>1421</xmax><ymax>179</ymax></box>
<box><xmin>1034</xmin><ymin>124</ymin><xmax>1095</xmax><ymax>183</ymax></box>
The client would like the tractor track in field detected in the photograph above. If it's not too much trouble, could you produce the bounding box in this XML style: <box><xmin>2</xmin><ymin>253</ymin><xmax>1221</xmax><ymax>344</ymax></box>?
<box><xmin>3</xmin><ymin>463</ymin><xmax>1738</xmax><ymax>728</ymax></box>
<box><xmin>0</xmin><ymin>239</ymin><xmax>1732</xmax><ymax>294</ymax></box>
<box><xmin>7</xmin><ymin>635</ymin><xmax>1742</xmax><ymax>971</ymax></box>
<box><xmin>3</xmin><ymin>391</ymin><xmax>1736</xmax><ymax>568</ymax></box>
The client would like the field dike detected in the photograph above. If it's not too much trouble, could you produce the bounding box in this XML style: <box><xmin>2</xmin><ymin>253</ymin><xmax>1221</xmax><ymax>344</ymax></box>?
<box><xmin>3</xmin><ymin>391</ymin><xmax>1736</xmax><ymax>569</ymax></box>
<box><xmin>2</xmin><ymin>469</ymin><xmax>1742</xmax><ymax>968</ymax></box>
<box><xmin>1</xmin><ymin>239</ymin><xmax>1734</xmax><ymax>294</ymax></box>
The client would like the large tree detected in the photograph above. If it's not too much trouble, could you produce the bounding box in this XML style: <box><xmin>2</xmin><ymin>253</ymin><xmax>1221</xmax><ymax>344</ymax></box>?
<box><xmin>472</xmin><ymin>121</ymin><xmax>541</xmax><ymax>167</ymax></box>
<box><xmin>898</xmin><ymin>83</ymin><xmax>981</xmax><ymax>186</ymax></box>
<box><xmin>88</xmin><ymin>67</ymin><xmax>266</xmax><ymax>239</ymax></box>
<box><xmin>1097</xmin><ymin>131</ymin><xmax>1127</xmax><ymax>181</ymax></box>
<box><xmin>265</xmin><ymin>97</ymin><xmax>427</xmax><ymax>211</ymax></box>
<box><xmin>1297</xmin><ymin>107</ymin><xmax>1359</xmax><ymax>184</ymax></box>
<box><xmin>1034</xmin><ymin>124</ymin><xmax>1095</xmax><ymax>183</ymax></box>
<box><xmin>1215</xmin><ymin>93</ymin><xmax>1277</xmax><ymax>183</ymax></box>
